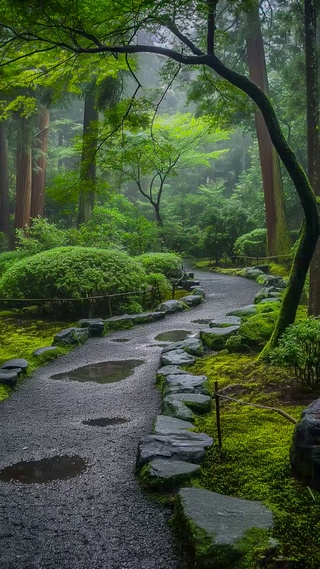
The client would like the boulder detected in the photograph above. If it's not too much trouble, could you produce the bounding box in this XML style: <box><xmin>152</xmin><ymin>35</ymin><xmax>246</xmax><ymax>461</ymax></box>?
<box><xmin>131</xmin><ymin>311</ymin><xmax>166</xmax><ymax>324</ymax></box>
<box><xmin>78</xmin><ymin>318</ymin><xmax>105</xmax><ymax>336</ymax></box>
<box><xmin>161</xmin><ymin>337</ymin><xmax>203</xmax><ymax>357</ymax></box>
<box><xmin>153</xmin><ymin>415</ymin><xmax>195</xmax><ymax>435</ymax></box>
<box><xmin>179</xmin><ymin>295</ymin><xmax>202</xmax><ymax>307</ymax></box>
<box><xmin>144</xmin><ymin>458</ymin><xmax>201</xmax><ymax>488</ymax></box>
<box><xmin>240</xmin><ymin>267</ymin><xmax>265</xmax><ymax>280</ymax></box>
<box><xmin>209</xmin><ymin>316</ymin><xmax>241</xmax><ymax>327</ymax></box>
<box><xmin>163</xmin><ymin>393</ymin><xmax>212</xmax><ymax>418</ymax></box>
<box><xmin>0</xmin><ymin>369</ymin><xmax>19</xmax><ymax>388</ymax></box>
<box><xmin>1</xmin><ymin>358</ymin><xmax>28</xmax><ymax>371</ymax></box>
<box><xmin>227</xmin><ymin>305</ymin><xmax>257</xmax><ymax>317</ymax></box>
<box><xmin>164</xmin><ymin>374</ymin><xmax>209</xmax><ymax>396</ymax></box>
<box><xmin>256</xmin><ymin>274</ymin><xmax>287</xmax><ymax>288</ymax></box>
<box><xmin>104</xmin><ymin>314</ymin><xmax>133</xmax><ymax>331</ymax></box>
<box><xmin>291</xmin><ymin>398</ymin><xmax>320</xmax><ymax>490</ymax></box>
<box><xmin>33</xmin><ymin>346</ymin><xmax>59</xmax><ymax>357</ymax></box>
<box><xmin>157</xmin><ymin>300</ymin><xmax>185</xmax><ymax>314</ymax></box>
<box><xmin>160</xmin><ymin>349</ymin><xmax>196</xmax><ymax>367</ymax></box>
<box><xmin>136</xmin><ymin>432</ymin><xmax>213</xmax><ymax>468</ymax></box>
<box><xmin>190</xmin><ymin>286</ymin><xmax>205</xmax><ymax>298</ymax></box>
<box><xmin>53</xmin><ymin>327</ymin><xmax>89</xmax><ymax>346</ymax></box>
<box><xmin>200</xmin><ymin>326</ymin><xmax>239</xmax><ymax>350</ymax></box>
<box><xmin>254</xmin><ymin>286</ymin><xmax>281</xmax><ymax>304</ymax></box>
<box><xmin>177</xmin><ymin>488</ymin><xmax>274</xmax><ymax>568</ymax></box>
<box><xmin>182</xmin><ymin>279</ymin><xmax>200</xmax><ymax>290</ymax></box>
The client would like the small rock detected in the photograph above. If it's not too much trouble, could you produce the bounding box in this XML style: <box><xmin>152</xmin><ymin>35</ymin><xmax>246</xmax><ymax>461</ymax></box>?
<box><xmin>190</xmin><ymin>286</ymin><xmax>205</xmax><ymax>298</ymax></box>
<box><xmin>179</xmin><ymin>295</ymin><xmax>202</xmax><ymax>307</ymax></box>
<box><xmin>156</xmin><ymin>366</ymin><xmax>187</xmax><ymax>380</ymax></box>
<box><xmin>164</xmin><ymin>393</ymin><xmax>212</xmax><ymax>417</ymax></box>
<box><xmin>136</xmin><ymin>432</ymin><xmax>213</xmax><ymax>468</ymax></box>
<box><xmin>209</xmin><ymin>316</ymin><xmax>241</xmax><ymax>327</ymax></box>
<box><xmin>131</xmin><ymin>311</ymin><xmax>166</xmax><ymax>324</ymax></box>
<box><xmin>227</xmin><ymin>305</ymin><xmax>257</xmax><ymax>317</ymax></box>
<box><xmin>0</xmin><ymin>370</ymin><xmax>19</xmax><ymax>388</ymax></box>
<box><xmin>161</xmin><ymin>337</ymin><xmax>203</xmax><ymax>356</ymax></box>
<box><xmin>147</xmin><ymin>458</ymin><xmax>201</xmax><ymax>486</ymax></box>
<box><xmin>53</xmin><ymin>327</ymin><xmax>89</xmax><ymax>346</ymax></box>
<box><xmin>200</xmin><ymin>326</ymin><xmax>239</xmax><ymax>350</ymax></box>
<box><xmin>1</xmin><ymin>358</ymin><xmax>28</xmax><ymax>371</ymax></box>
<box><xmin>33</xmin><ymin>346</ymin><xmax>59</xmax><ymax>357</ymax></box>
<box><xmin>157</xmin><ymin>300</ymin><xmax>185</xmax><ymax>314</ymax></box>
<box><xmin>78</xmin><ymin>318</ymin><xmax>105</xmax><ymax>336</ymax></box>
<box><xmin>160</xmin><ymin>349</ymin><xmax>196</xmax><ymax>367</ymax></box>
<box><xmin>153</xmin><ymin>415</ymin><xmax>195</xmax><ymax>435</ymax></box>
<box><xmin>164</xmin><ymin>374</ymin><xmax>209</xmax><ymax>396</ymax></box>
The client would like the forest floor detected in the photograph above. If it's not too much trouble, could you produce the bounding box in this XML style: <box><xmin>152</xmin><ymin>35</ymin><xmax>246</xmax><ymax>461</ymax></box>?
<box><xmin>0</xmin><ymin>269</ymin><xmax>259</xmax><ymax>569</ymax></box>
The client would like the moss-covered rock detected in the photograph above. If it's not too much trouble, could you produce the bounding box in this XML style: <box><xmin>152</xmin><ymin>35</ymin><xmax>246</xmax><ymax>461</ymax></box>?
<box><xmin>239</xmin><ymin>313</ymin><xmax>277</xmax><ymax>348</ymax></box>
<box><xmin>140</xmin><ymin>459</ymin><xmax>201</xmax><ymax>490</ymax></box>
<box><xmin>200</xmin><ymin>326</ymin><xmax>240</xmax><ymax>350</ymax></box>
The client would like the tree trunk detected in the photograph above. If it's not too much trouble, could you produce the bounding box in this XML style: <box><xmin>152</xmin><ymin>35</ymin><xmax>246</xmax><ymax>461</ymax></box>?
<box><xmin>306</xmin><ymin>0</ymin><xmax>320</xmax><ymax>316</ymax></box>
<box><xmin>31</xmin><ymin>106</ymin><xmax>50</xmax><ymax>218</ymax></box>
<box><xmin>246</xmin><ymin>4</ymin><xmax>291</xmax><ymax>257</ymax></box>
<box><xmin>0</xmin><ymin>120</ymin><xmax>10</xmax><ymax>244</ymax></box>
<box><xmin>77</xmin><ymin>93</ymin><xmax>98</xmax><ymax>227</ymax></box>
<box><xmin>15</xmin><ymin>116</ymin><xmax>32</xmax><ymax>231</ymax></box>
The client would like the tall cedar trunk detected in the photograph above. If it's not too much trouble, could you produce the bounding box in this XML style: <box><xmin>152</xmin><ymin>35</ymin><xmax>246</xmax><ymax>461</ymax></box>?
<box><xmin>15</xmin><ymin>116</ymin><xmax>32</xmax><ymax>231</ymax></box>
<box><xmin>31</xmin><ymin>106</ymin><xmax>50</xmax><ymax>218</ymax></box>
<box><xmin>77</xmin><ymin>93</ymin><xmax>98</xmax><ymax>227</ymax></box>
<box><xmin>0</xmin><ymin>121</ymin><xmax>10</xmax><ymax>243</ymax></box>
<box><xmin>306</xmin><ymin>0</ymin><xmax>320</xmax><ymax>316</ymax></box>
<box><xmin>246</xmin><ymin>5</ymin><xmax>291</xmax><ymax>257</ymax></box>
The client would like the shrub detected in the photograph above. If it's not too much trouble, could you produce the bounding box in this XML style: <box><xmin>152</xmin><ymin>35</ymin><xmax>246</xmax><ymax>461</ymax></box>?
<box><xmin>137</xmin><ymin>252</ymin><xmax>183</xmax><ymax>279</ymax></box>
<box><xmin>16</xmin><ymin>217</ymin><xmax>67</xmax><ymax>253</ymax></box>
<box><xmin>270</xmin><ymin>318</ymin><xmax>320</xmax><ymax>391</ymax></box>
<box><xmin>234</xmin><ymin>228</ymin><xmax>267</xmax><ymax>258</ymax></box>
<box><xmin>0</xmin><ymin>247</ymin><xmax>147</xmax><ymax>309</ymax></box>
<box><xmin>0</xmin><ymin>250</ymin><xmax>32</xmax><ymax>278</ymax></box>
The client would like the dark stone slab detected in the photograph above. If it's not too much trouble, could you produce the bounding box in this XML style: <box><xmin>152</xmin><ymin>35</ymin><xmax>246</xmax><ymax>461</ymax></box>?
<box><xmin>179</xmin><ymin>295</ymin><xmax>202</xmax><ymax>307</ymax></box>
<box><xmin>163</xmin><ymin>393</ymin><xmax>212</xmax><ymax>417</ymax></box>
<box><xmin>189</xmin><ymin>286</ymin><xmax>205</xmax><ymax>298</ymax></box>
<box><xmin>200</xmin><ymin>326</ymin><xmax>239</xmax><ymax>350</ymax></box>
<box><xmin>291</xmin><ymin>398</ymin><xmax>320</xmax><ymax>490</ymax></box>
<box><xmin>161</xmin><ymin>337</ymin><xmax>203</xmax><ymax>357</ymax></box>
<box><xmin>33</xmin><ymin>346</ymin><xmax>59</xmax><ymax>357</ymax></box>
<box><xmin>256</xmin><ymin>274</ymin><xmax>287</xmax><ymax>288</ymax></box>
<box><xmin>177</xmin><ymin>488</ymin><xmax>273</xmax><ymax>568</ymax></box>
<box><xmin>160</xmin><ymin>349</ymin><xmax>196</xmax><ymax>367</ymax></box>
<box><xmin>153</xmin><ymin>415</ymin><xmax>195</xmax><ymax>435</ymax></box>
<box><xmin>254</xmin><ymin>287</ymin><xmax>281</xmax><ymax>304</ymax></box>
<box><xmin>53</xmin><ymin>327</ymin><xmax>89</xmax><ymax>346</ymax></box>
<box><xmin>164</xmin><ymin>374</ymin><xmax>209</xmax><ymax>396</ymax></box>
<box><xmin>156</xmin><ymin>366</ymin><xmax>187</xmax><ymax>380</ymax></box>
<box><xmin>163</xmin><ymin>397</ymin><xmax>195</xmax><ymax>421</ymax></box>
<box><xmin>131</xmin><ymin>311</ymin><xmax>166</xmax><ymax>324</ymax></box>
<box><xmin>104</xmin><ymin>314</ymin><xmax>133</xmax><ymax>330</ymax></box>
<box><xmin>1</xmin><ymin>358</ymin><xmax>28</xmax><ymax>371</ymax></box>
<box><xmin>227</xmin><ymin>305</ymin><xmax>257</xmax><ymax>317</ymax></box>
<box><xmin>78</xmin><ymin>318</ymin><xmax>105</xmax><ymax>336</ymax></box>
<box><xmin>157</xmin><ymin>300</ymin><xmax>185</xmax><ymax>314</ymax></box>
<box><xmin>209</xmin><ymin>316</ymin><xmax>241</xmax><ymax>327</ymax></box>
<box><xmin>0</xmin><ymin>369</ymin><xmax>19</xmax><ymax>388</ymax></box>
<box><xmin>136</xmin><ymin>432</ymin><xmax>213</xmax><ymax>468</ymax></box>
<box><xmin>146</xmin><ymin>458</ymin><xmax>201</xmax><ymax>486</ymax></box>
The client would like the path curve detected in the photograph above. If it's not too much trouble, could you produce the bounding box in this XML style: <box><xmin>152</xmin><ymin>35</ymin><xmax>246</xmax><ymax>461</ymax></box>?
<box><xmin>0</xmin><ymin>269</ymin><xmax>259</xmax><ymax>569</ymax></box>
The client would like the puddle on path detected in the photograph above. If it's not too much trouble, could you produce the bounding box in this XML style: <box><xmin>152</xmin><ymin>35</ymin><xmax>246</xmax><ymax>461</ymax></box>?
<box><xmin>191</xmin><ymin>319</ymin><xmax>212</xmax><ymax>324</ymax></box>
<box><xmin>83</xmin><ymin>417</ymin><xmax>128</xmax><ymax>427</ymax></box>
<box><xmin>0</xmin><ymin>455</ymin><xmax>88</xmax><ymax>484</ymax></box>
<box><xmin>154</xmin><ymin>330</ymin><xmax>191</xmax><ymax>342</ymax></box>
<box><xmin>50</xmin><ymin>360</ymin><xmax>144</xmax><ymax>384</ymax></box>
<box><xmin>110</xmin><ymin>338</ymin><xmax>130</xmax><ymax>343</ymax></box>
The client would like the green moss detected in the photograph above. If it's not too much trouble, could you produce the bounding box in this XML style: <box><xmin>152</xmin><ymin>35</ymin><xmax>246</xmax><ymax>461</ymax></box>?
<box><xmin>0</xmin><ymin>383</ymin><xmax>11</xmax><ymax>401</ymax></box>
<box><xmin>239</xmin><ymin>312</ymin><xmax>276</xmax><ymax>347</ymax></box>
<box><xmin>104</xmin><ymin>319</ymin><xmax>134</xmax><ymax>332</ymax></box>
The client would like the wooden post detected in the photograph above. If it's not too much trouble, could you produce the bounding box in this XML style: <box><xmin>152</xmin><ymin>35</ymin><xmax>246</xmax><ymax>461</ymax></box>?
<box><xmin>214</xmin><ymin>381</ymin><xmax>222</xmax><ymax>449</ymax></box>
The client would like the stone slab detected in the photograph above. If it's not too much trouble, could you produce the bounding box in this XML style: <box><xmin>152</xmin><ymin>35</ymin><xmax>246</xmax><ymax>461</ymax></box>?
<box><xmin>164</xmin><ymin>374</ymin><xmax>209</xmax><ymax>396</ymax></box>
<box><xmin>148</xmin><ymin>458</ymin><xmax>201</xmax><ymax>481</ymax></box>
<box><xmin>226</xmin><ymin>305</ymin><xmax>258</xmax><ymax>317</ymax></box>
<box><xmin>156</xmin><ymin>365</ymin><xmax>187</xmax><ymax>378</ymax></box>
<box><xmin>160</xmin><ymin>349</ymin><xmax>196</xmax><ymax>367</ymax></box>
<box><xmin>78</xmin><ymin>318</ymin><xmax>105</xmax><ymax>336</ymax></box>
<box><xmin>164</xmin><ymin>393</ymin><xmax>212</xmax><ymax>418</ymax></box>
<box><xmin>153</xmin><ymin>415</ymin><xmax>195</xmax><ymax>435</ymax></box>
<box><xmin>200</xmin><ymin>326</ymin><xmax>239</xmax><ymax>350</ymax></box>
<box><xmin>53</xmin><ymin>327</ymin><xmax>89</xmax><ymax>346</ymax></box>
<box><xmin>209</xmin><ymin>316</ymin><xmax>241</xmax><ymax>327</ymax></box>
<box><xmin>33</xmin><ymin>346</ymin><xmax>59</xmax><ymax>357</ymax></box>
<box><xmin>137</xmin><ymin>432</ymin><xmax>213</xmax><ymax>468</ymax></box>
<box><xmin>179</xmin><ymin>295</ymin><xmax>202</xmax><ymax>307</ymax></box>
<box><xmin>1</xmin><ymin>358</ymin><xmax>28</xmax><ymax>370</ymax></box>
<box><xmin>162</xmin><ymin>337</ymin><xmax>203</xmax><ymax>356</ymax></box>
<box><xmin>131</xmin><ymin>311</ymin><xmax>166</xmax><ymax>324</ymax></box>
<box><xmin>157</xmin><ymin>300</ymin><xmax>184</xmax><ymax>314</ymax></box>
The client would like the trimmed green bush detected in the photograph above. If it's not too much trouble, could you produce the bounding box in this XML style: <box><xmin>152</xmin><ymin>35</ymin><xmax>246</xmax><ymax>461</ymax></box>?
<box><xmin>0</xmin><ymin>247</ymin><xmax>147</xmax><ymax>302</ymax></box>
<box><xmin>137</xmin><ymin>252</ymin><xmax>183</xmax><ymax>279</ymax></box>
<box><xmin>234</xmin><ymin>229</ymin><xmax>267</xmax><ymax>258</ymax></box>
<box><xmin>270</xmin><ymin>318</ymin><xmax>320</xmax><ymax>391</ymax></box>
<box><xmin>0</xmin><ymin>250</ymin><xmax>33</xmax><ymax>278</ymax></box>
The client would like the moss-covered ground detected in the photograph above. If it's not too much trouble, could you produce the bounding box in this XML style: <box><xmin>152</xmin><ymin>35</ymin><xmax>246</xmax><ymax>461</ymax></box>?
<box><xmin>0</xmin><ymin>311</ymin><xmax>73</xmax><ymax>402</ymax></box>
<box><xmin>189</xmin><ymin>352</ymin><xmax>320</xmax><ymax>567</ymax></box>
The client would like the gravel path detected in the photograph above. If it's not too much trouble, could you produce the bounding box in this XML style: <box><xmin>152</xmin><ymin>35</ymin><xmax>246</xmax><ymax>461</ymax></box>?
<box><xmin>0</xmin><ymin>269</ymin><xmax>259</xmax><ymax>569</ymax></box>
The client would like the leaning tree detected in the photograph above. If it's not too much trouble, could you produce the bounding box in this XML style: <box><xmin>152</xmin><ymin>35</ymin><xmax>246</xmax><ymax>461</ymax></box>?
<box><xmin>0</xmin><ymin>0</ymin><xmax>318</xmax><ymax>349</ymax></box>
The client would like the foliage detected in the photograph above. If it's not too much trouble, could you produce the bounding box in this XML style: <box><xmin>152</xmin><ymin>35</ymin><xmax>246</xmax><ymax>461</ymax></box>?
<box><xmin>0</xmin><ymin>250</ymin><xmax>32</xmax><ymax>278</ymax></box>
<box><xmin>239</xmin><ymin>312</ymin><xmax>277</xmax><ymax>348</ymax></box>
<box><xmin>270</xmin><ymin>318</ymin><xmax>320</xmax><ymax>391</ymax></box>
<box><xmin>0</xmin><ymin>247</ymin><xmax>147</xmax><ymax>304</ymax></box>
<box><xmin>16</xmin><ymin>217</ymin><xmax>68</xmax><ymax>253</ymax></box>
<box><xmin>137</xmin><ymin>252</ymin><xmax>183</xmax><ymax>280</ymax></box>
<box><xmin>234</xmin><ymin>229</ymin><xmax>267</xmax><ymax>258</ymax></box>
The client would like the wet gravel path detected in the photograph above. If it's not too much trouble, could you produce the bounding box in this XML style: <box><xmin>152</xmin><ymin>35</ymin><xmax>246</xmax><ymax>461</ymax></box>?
<box><xmin>0</xmin><ymin>269</ymin><xmax>259</xmax><ymax>569</ymax></box>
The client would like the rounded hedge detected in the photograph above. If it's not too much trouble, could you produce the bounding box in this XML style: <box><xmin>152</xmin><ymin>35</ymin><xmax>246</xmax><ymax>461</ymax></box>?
<box><xmin>137</xmin><ymin>252</ymin><xmax>183</xmax><ymax>279</ymax></box>
<box><xmin>0</xmin><ymin>247</ymin><xmax>148</xmax><ymax>300</ymax></box>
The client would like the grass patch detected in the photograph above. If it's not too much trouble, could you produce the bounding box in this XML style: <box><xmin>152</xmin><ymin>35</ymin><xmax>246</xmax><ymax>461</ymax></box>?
<box><xmin>188</xmin><ymin>352</ymin><xmax>320</xmax><ymax>567</ymax></box>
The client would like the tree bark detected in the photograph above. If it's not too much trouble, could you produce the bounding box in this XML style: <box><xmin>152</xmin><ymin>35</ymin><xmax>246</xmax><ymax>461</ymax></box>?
<box><xmin>31</xmin><ymin>106</ymin><xmax>50</xmax><ymax>218</ymax></box>
<box><xmin>77</xmin><ymin>93</ymin><xmax>98</xmax><ymax>227</ymax></box>
<box><xmin>306</xmin><ymin>0</ymin><xmax>320</xmax><ymax>316</ymax></box>
<box><xmin>246</xmin><ymin>4</ymin><xmax>291</xmax><ymax>257</ymax></box>
<box><xmin>0</xmin><ymin>120</ymin><xmax>10</xmax><ymax>244</ymax></box>
<box><xmin>15</xmin><ymin>116</ymin><xmax>32</xmax><ymax>231</ymax></box>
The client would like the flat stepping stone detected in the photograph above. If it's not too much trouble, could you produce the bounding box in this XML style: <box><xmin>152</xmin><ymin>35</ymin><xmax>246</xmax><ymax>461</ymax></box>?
<box><xmin>227</xmin><ymin>304</ymin><xmax>258</xmax><ymax>317</ymax></box>
<box><xmin>78</xmin><ymin>318</ymin><xmax>105</xmax><ymax>336</ymax></box>
<box><xmin>163</xmin><ymin>397</ymin><xmax>195</xmax><ymax>422</ymax></box>
<box><xmin>200</xmin><ymin>326</ymin><xmax>239</xmax><ymax>350</ymax></box>
<box><xmin>162</xmin><ymin>337</ymin><xmax>203</xmax><ymax>356</ymax></box>
<box><xmin>145</xmin><ymin>458</ymin><xmax>201</xmax><ymax>487</ymax></box>
<box><xmin>157</xmin><ymin>365</ymin><xmax>187</xmax><ymax>378</ymax></box>
<box><xmin>209</xmin><ymin>316</ymin><xmax>241</xmax><ymax>327</ymax></box>
<box><xmin>163</xmin><ymin>393</ymin><xmax>212</xmax><ymax>418</ymax></box>
<box><xmin>154</xmin><ymin>415</ymin><xmax>195</xmax><ymax>435</ymax></box>
<box><xmin>131</xmin><ymin>311</ymin><xmax>166</xmax><ymax>324</ymax></box>
<box><xmin>179</xmin><ymin>295</ymin><xmax>202</xmax><ymax>307</ymax></box>
<box><xmin>177</xmin><ymin>488</ymin><xmax>274</xmax><ymax>568</ymax></box>
<box><xmin>104</xmin><ymin>315</ymin><xmax>133</xmax><ymax>330</ymax></box>
<box><xmin>136</xmin><ymin>432</ymin><xmax>213</xmax><ymax>468</ymax></box>
<box><xmin>160</xmin><ymin>349</ymin><xmax>196</xmax><ymax>367</ymax></box>
<box><xmin>0</xmin><ymin>369</ymin><xmax>19</xmax><ymax>388</ymax></box>
<box><xmin>164</xmin><ymin>374</ymin><xmax>209</xmax><ymax>396</ymax></box>
<box><xmin>53</xmin><ymin>327</ymin><xmax>89</xmax><ymax>346</ymax></box>
<box><xmin>33</xmin><ymin>346</ymin><xmax>59</xmax><ymax>357</ymax></box>
<box><xmin>1</xmin><ymin>358</ymin><xmax>28</xmax><ymax>371</ymax></box>
<box><xmin>157</xmin><ymin>300</ymin><xmax>185</xmax><ymax>313</ymax></box>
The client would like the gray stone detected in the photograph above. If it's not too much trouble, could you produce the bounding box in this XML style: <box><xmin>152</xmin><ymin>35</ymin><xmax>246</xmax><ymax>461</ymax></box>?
<box><xmin>104</xmin><ymin>314</ymin><xmax>133</xmax><ymax>330</ymax></box>
<box><xmin>256</xmin><ymin>274</ymin><xmax>287</xmax><ymax>288</ymax></box>
<box><xmin>131</xmin><ymin>311</ymin><xmax>166</xmax><ymax>324</ymax></box>
<box><xmin>190</xmin><ymin>286</ymin><xmax>205</xmax><ymax>298</ymax></box>
<box><xmin>163</xmin><ymin>397</ymin><xmax>195</xmax><ymax>421</ymax></box>
<box><xmin>182</xmin><ymin>279</ymin><xmax>200</xmax><ymax>290</ymax></box>
<box><xmin>53</xmin><ymin>327</ymin><xmax>89</xmax><ymax>346</ymax></box>
<box><xmin>156</xmin><ymin>365</ymin><xmax>187</xmax><ymax>378</ymax></box>
<box><xmin>161</xmin><ymin>337</ymin><xmax>203</xmax><ymax>356</ymax></box>
<box><xmin>254</xmin><ymin>286</ymin><xmax>281</xmax><ymax>304</ymax></box>
<box><xmin>0</xmin><ymin>369</ymin><xmax>19</xmax><ymax>388</ymax></box>
<box><xmin>227</xmin><ymin>304</ymin><xmax>258</xmax><ymax>317</ymax></box>
<box><xmin>240</xmin><ymin>267</ymin><xmax>265</xmax><ymax>280</ymax></box>
<box><xmin>209</xmin><ymin>316</ymin><xmax>241</xmax><ymax>327</ymax></box>
<box><xmin>291</xmin><ymin>398</ymin><xmax>320</xmax><ymax>490</ymax></box>
<box><xmin>164</xmin><ymin>393</ymin><xmax>212</xmax><ymax>418</ymax></box>
<box><xmin>259</xmin><ymin>297</ymin><xmax>281</xmax><ymax>304</ymax></box>
<box><xmin>179</xmin><ymin>295</ymin><xmax>202</xmax><ymax>307</ymax></box>
<box><xmin>177</xmin><ymin>488</ymin><xmax>273</xmax><ymax>567</ymax></box>
<box><xmin>164</xmin><ymin>374</ymin><xmax>209</xmax><ymax>396</ymax></box>
<box><xmin>160</xmin><ymin>349</ymin><xmax>196</xmax><ymax>367</ymax></box>
<box><xmin>200</xmin><ymin>326</ymin><xmax>239</xmax><ymax>350</ymax></box>
<box><xmin>157</xmin><ymin>300</ymin><xmax>185</xmax><ymax>314</ymax></box>
<box><xmin>33</xmin><ymin>346</ymin><xmax>59</xmax><ymax>357</ymax></box>
<box><xmin>136</xmin><ymin>432</ymin><xmax>213</xmax><ymax>468</ymax></box>
<box><xmin>148</xmin><ymin>458</ymin><xmax>200</xmax><ymax>484</ymax></box>
<box><xmin>153</xmin><ymin>415</ymin><xmax>195</xmax><ymax>435</ymax></box>
<box><xmin>78</xmin><ymin>318</ymin><xmax>105</xmax><ymax>336</ymax></box>
<box><xmin>1</xmin><ymin>358</ymin><xmax>28</xmax><ymax>371</ymax></box>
